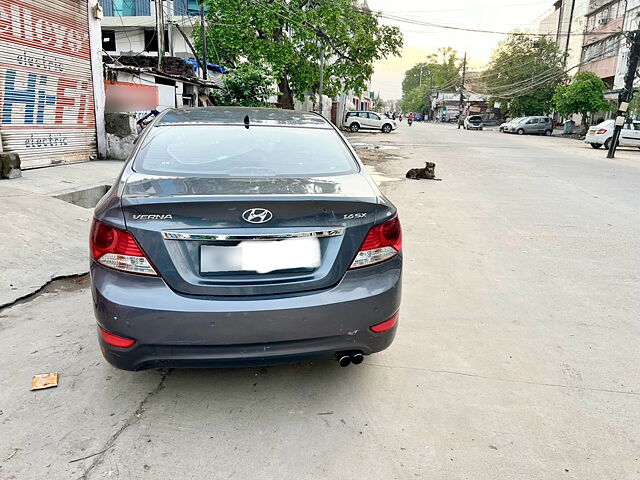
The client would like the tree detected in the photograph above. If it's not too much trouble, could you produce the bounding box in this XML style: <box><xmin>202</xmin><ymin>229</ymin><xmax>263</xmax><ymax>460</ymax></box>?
<box><xmin>481</xmin><ymin>33</ymin><xmax>566</xmax><ymax>117</ymax></box>
<box><xmin>211</xmin><ymin>64</ymin><xmax>278</xmax><ymax>106</ymax></box>
<box><xmin>401</xmin><ymin>47</ymin><xmax>461</xmax><ymax>96</ymax></box>
<box><xmin>400</xmin><ymin>86</ymin><xmax>428</xmax><ymax>113</ymax></box>
<box><xmin>627</xmin><ymin>90</ymin><xmax>640</xmax><ymax>119</ymax></box>
<box><xmin>194</xmin><ymin>0</ymin><xmax>403</xmax><ymax>109</ymax></box>
<box><xmin>553</xmin><ymin>72</ymin><xmax>609</xmax><ymax>130</ymax></box>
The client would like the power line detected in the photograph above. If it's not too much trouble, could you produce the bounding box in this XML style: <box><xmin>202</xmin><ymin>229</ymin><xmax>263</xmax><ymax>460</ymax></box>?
<box><xmin>374</xmin><ymin>11</ymin><xmax>631</xmax><ymax>38</ymax></box>
<box><xmin>466</xmin><ymin>39</ymin><xmax>626</xmax><ymax>99</ymax></box>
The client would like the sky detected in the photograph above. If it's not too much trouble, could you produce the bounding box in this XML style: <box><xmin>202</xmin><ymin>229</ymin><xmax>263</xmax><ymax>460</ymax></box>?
<box><xmin>366</xmin><ymin>0</ymin><xmax>556</xmax><ymax>99</ymax></box>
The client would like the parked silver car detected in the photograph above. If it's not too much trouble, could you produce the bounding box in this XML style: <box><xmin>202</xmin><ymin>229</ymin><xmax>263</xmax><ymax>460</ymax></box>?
<box><xmin>504</xmin><ymin>116</ymin><xmax>553</xmax><ymax>136</ymax></box>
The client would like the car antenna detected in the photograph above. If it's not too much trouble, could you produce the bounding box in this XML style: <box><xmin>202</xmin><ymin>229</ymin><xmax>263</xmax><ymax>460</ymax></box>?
<box><xmin>244</xmin><ymin>115</ymin><xmax>250</xmax><ymax>129</ymax></box>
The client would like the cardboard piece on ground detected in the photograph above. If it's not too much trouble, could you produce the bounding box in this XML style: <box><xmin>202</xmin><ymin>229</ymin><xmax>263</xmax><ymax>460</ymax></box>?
<box><xmin>31</xmin><ymin>373</ymin><xmax>59</xmax><ymax>391</ymax></box>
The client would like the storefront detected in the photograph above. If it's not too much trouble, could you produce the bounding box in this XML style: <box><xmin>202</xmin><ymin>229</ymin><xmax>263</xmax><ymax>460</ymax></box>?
<box><xmin>0</xmin><ymin>0</ymin><xmax>99</xmax><ymax>168</ymax></box>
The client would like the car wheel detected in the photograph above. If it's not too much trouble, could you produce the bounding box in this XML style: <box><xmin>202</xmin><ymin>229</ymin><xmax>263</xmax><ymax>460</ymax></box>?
<box><xmin>517</xmin><ymin>128</ymin><xmax>525</xmax><ymax>135</ymax></box>
<box><xmin>544</xmin><ymin>129</ymin><xmax>552</xmax><ymax>136</ymax></box>
<box><xmin>603</xmin><ymin>138</ymin><xmax>618</xmax><ymax>149</ymax></box>
<box><xmin>382</xmin><ymin>124</ymin><xmax>392</xmax><ymax>133</ymax></box>
<box><xmin>350</xmin><ymin>123</ymin><xmax>360</xmax><ymax>133</ymax></box>
<box><xmin>590</xmin><ymin>143</ymin><xmax>602</xmax><ymax>149</ymax></box>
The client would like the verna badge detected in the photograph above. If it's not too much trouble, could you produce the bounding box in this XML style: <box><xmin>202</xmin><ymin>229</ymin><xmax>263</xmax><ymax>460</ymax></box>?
<box><xmin>242</xmin><ymin>208</ymin><xmax>273</xmax><ymax>224</ymax></box>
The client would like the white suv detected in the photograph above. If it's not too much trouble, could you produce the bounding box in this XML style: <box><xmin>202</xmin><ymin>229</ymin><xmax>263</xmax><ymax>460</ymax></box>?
<box><xmin>343</xmin><ymin>111</ymin><xmax>397</xmax><ymax>133</ymax></box>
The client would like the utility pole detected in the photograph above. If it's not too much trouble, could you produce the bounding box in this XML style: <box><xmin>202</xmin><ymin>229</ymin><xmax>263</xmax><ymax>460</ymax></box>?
<box><xmin>429</xmin><ymin>71</ymin><xmax>433</xmax><ymax>121</ymax></box>
<box><xmin>199</xmin><ymin>0</ymin><xmax>207</xmax><ymax>80</ymax></box>
<box><xmin>607</xmin><ymin>30</ymin><xmax>640</xmax><ymax>159</ymax></box>
<box><xmin>166</xmin><ymin>0</ymin><xmax>173</xmax><ymax>56</ymax></box>
<box><xmin>419</xmin><ymin>64</ymin><xmax>423</xmax><ymax>88</ymax></box>
<box><xmin>155</xmin><ymin>0</ymin><xmax>165</xmax><ymax>70</ymax></box>
<box><xmin>458</xmin><ymin>51</ymin><xmax>467</xmax><ymax>129</ymax></box>
<box><xmin>564</xmin><ymin>0</ymin><xmax>576</xmax><ymax>56</ymax></box>
<box><xmin>319</xmin><ymin>43</ymin><xmax>324</xmax><ymax>117</ymax></box>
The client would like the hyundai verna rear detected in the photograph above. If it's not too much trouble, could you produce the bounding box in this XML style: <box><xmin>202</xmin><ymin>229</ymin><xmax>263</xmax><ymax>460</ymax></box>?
<box><xmin>90</xmin><ymin>107</ymin><xmax>402</xmax><ymax>370</ymax></box>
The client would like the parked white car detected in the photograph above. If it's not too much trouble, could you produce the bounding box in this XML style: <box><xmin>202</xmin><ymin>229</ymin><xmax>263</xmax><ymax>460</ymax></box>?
<box><xmin>463</xmin><ymin>115</ymin><xmax>483</xmax><ymax>130</ymax></box>
<box><xmin>584</xmin><ymin>119</ymin><xmax>640</xmax><ymax>149</ymax></box>
<box><xmin>343</xmin><ymin>111</ymin><xmax>397</xmax><ymax>133</ymax></box>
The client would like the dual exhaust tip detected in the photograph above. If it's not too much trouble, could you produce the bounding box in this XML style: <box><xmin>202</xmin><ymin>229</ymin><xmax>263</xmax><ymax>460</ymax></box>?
<box><xmin>336</xmin><ymin>351</ymin><xmax>364</xmax><ymax>367</ymax></box>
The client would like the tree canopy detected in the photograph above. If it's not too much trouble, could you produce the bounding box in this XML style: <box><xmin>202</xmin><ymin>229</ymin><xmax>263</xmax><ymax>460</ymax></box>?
<box><xmin>401</xmin><ymin>47</ymin><xmax>461</xmax><ymax>96</ymax></box>
<box><xmin>211</xmin><ymin>64</ymin><xmax>278</xmax><ymax>107</ymax></box>
<box><xmin>552</xmin><ymin>71</ymin><xmax>609</xmax><ymax>128</ymax></box>
<box><xmin>480</xmin><ymin>34</ymin><xmax>566</xmax><ymax>117</ymax></box>
<box><xmin>399</xmin><ymin>47</ymin><xmax>462</xmax><ymax>113</ymax></box>
<box><xmin>195</xmin><ymin>0</ymin><xmax>403</xmax><ymax>109</ymax></box>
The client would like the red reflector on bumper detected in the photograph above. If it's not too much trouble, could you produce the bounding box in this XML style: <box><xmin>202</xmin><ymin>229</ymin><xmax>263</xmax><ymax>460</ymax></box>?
<box><xmin>370</xmin><ymin>312</ymin><xmax>399</xmax><ymax>333</ymax></box>
<box><xmin>99</xmin><ymin>326</ymin><xmax>136</xmax><ymax>348</ymax></box>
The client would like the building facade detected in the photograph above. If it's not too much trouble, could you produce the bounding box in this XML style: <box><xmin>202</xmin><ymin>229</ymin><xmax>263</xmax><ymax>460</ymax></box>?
<box><xmin>100</xmin><ymin>0</ymin><xmax>198</xmax><ymax>59</ymax></box>
<box><xmin>539</xmin><ymin>0</ymin><xmax>589</xmax><ymax>73</ymax></box>
<box><xmin>580</xmin><ymin>0</ymin><xmax>626</xmax><ymax>86</ymax></box>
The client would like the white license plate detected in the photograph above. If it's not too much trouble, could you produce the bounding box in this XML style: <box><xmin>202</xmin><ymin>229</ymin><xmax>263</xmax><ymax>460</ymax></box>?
<box><xmin>200</xmin><ymin>237</ymin><xmax>321</xmax><ymax>274</ymax></box>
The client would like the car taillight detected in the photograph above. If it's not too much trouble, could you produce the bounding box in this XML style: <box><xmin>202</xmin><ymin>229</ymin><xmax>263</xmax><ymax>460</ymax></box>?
<box><xmin>350</xmin><ymin>216</ymin><xmax>402</xmax><ymax>269</ymax></box>
<box><xmin>597</xmin><ymin>128</ymin><xmax>608</xmax><ymax>134</ymax></box>
<box><xmin>90</xmin><ymin>219</ymin><xmax>157</xmax><ymax>275</ymax></box>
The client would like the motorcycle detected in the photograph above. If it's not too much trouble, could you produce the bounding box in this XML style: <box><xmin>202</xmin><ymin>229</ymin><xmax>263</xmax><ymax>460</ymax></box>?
<box><xmin>407</xmin><ymin>118</ymin><xmax>413</xmax><ymax>126</ymax></box>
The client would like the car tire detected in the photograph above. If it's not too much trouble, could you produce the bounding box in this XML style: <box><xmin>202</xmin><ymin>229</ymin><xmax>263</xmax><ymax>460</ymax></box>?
<box><xmin>517</xmin><ymin>128</ymin><xmax>525</xmax><ymax>135</ymax></box>
<box><xmin>350</xmin><ymin>123</ymin><xmax>360</xmax><ymax>133</ymax></box>
<box><xmin>590</xmin><ymin>143</ymin><xmax>602</xmax><ymax>149</ymax></box>
<box><xmin>544</xmin><ymin>129</ymin><xmax>552</xmax><ymax>136</ymax></box>
<box><xmin>603</xmin><ymin>138</ymin><xmax>618</xmax><ymax>149</ymax></box>
<box><xmin>382</xmin><ymin>124</ymin><xmax>392</xmax><ymax>133</ymax></box>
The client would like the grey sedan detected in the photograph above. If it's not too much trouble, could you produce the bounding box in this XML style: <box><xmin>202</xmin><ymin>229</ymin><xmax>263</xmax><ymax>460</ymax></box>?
<box><xmin>90</xmin><ymin>107</ymin><xmax>402</xmax><ymax>370</ymax></box>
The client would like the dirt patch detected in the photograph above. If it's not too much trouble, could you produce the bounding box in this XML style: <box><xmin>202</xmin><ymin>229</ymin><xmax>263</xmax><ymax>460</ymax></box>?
<box><xmin>354</xmin><ymin>147</ymin><xmax>388</xmax><ymax>164</ymax></box>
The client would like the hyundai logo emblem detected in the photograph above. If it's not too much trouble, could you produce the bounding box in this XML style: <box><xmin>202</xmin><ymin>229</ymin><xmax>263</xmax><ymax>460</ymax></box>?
<box><xmin>242</xmin><ymin>208</ymin><xmax>273</xmax><ymax>224</ymax></box>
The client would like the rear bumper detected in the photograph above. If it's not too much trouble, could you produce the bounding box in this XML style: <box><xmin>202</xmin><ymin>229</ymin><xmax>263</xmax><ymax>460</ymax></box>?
<box><xmin>584</xmin><ymin>134</ymin><xmax>605</xmax><ymax>144</ymax></box>
<box><xmin>91</xmin><ymin>257</ymin><xmax>402</xmax><ymax>370</ymax></box>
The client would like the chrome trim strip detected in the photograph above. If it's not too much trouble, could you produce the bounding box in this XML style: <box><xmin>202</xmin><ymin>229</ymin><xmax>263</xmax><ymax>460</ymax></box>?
<box><xmin>161</xmin><ymin>229</ymin><xmax>346</xmax><ymax>241</ymax></box>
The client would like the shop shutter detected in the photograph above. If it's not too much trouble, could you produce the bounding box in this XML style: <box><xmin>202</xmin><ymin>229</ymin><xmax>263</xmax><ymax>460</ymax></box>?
<box><xmin>0</xmin><ymin>0</ymin><xmax>97</xmax><ymax>168</ymax></box>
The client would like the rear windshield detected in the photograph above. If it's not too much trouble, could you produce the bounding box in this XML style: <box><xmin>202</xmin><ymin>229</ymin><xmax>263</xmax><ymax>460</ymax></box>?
<box><xmin>133</xmin><ymin>125</ymin><xmax>358</xmax><ymax>177</ymax></box>
<box><xmin>469</xmin><ymin>116</ymin><xmax>482</xmax><ymax>121</ymax></box>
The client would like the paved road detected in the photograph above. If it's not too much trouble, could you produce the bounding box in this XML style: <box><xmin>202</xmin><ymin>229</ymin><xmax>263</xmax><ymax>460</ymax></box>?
<box><xmin>1</xmin><ymin>123</ymin><xmax>639</xmax><ymax>479</ymax></box>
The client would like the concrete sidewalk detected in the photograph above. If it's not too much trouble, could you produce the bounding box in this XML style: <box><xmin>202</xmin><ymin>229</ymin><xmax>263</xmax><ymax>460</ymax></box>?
<box><xmin>0</xmin><ymin>161</ymin><xmax>123</xmax><ymax>308</ymax></box>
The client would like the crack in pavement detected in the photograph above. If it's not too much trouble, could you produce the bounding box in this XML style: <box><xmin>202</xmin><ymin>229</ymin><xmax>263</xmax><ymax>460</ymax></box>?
<box><xmin>0</xmin><ymin>272</ymin><xmax>89</xmax><ymax>312</ymax></box>
<box><xmin>77</xmin><ymin>369</ymin><xmax>172</xmax><ymax>480</ymax></box>
<box><xmin>365</xmin><ymin>363</ymin><xmax>640</xmax><ymax>397</ymax></box>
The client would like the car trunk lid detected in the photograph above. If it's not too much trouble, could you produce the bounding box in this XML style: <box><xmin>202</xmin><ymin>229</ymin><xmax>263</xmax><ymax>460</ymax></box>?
<box><xmin>121</xmin><ymin>173</ymin><xmax>388</xmax><ymax>296</ymax></box>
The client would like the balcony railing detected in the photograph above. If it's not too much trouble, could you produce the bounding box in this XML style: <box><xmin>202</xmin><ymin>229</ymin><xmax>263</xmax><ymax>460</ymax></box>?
<box><xmin>101</xmin><ymin>0</ymin><xmax>151</xmax><ymax>17</ymax></box>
